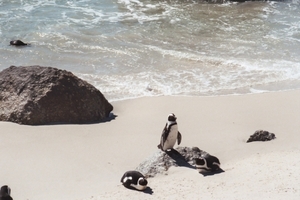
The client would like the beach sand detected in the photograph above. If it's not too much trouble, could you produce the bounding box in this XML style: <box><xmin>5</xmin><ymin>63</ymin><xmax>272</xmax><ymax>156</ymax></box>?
<box><xmin>1</xmin><ymin>90</ymin><xmax>300</xmax><ymax>200</ymax></box>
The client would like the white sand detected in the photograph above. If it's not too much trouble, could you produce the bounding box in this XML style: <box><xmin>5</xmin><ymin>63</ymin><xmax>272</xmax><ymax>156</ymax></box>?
<box><xmin>1</xmin><ymin>90</ymin><xmax>300</xmax><ymax>200</ymax></box>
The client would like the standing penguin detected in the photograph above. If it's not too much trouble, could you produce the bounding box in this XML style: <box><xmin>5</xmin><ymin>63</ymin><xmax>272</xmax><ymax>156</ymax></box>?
<box><xmin>0</xmin><ymin>185</ymin><xmax>13</xmax><ymax>200</ymax></box>
<box><xmin>194</xmin><ymin>153</ymin><xmax>221</xmax><ymax>173</ymax></box>
<box><xmin>120</xmin><ymin>170</ymin><xmax>148</xmax><ymax>191</ymax></box>
<box><xmin>157</xmin><ymin>113</ymin><xmax>182</xmax><ymax>151</ymax></box>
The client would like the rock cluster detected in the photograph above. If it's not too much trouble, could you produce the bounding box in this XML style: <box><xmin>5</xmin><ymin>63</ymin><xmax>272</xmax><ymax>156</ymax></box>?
<box><xmin>247</xmin><ymin>130</ymin><xmax>276</xmax><ymax>143</ymax></box>
<box><xmin>136</xmin><ymin>147</ymin><xmax>208</xmax><ymax>177</ymax></box>
<box><xmin>0</xmin><ymin>65</ymin><xmax>113</xmax><ymax>125</ymax></box>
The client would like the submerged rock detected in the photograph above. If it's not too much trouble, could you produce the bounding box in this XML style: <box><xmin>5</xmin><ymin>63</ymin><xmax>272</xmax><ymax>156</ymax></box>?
<box><xmin>0</xmin><ymin>65</ymin><xmax>113</xmax><ymax>125</ymax></box>
<box><xmin>247</xmin><ymin>130</ymin><xmax>276</xmax><ymax>143</ymax></box>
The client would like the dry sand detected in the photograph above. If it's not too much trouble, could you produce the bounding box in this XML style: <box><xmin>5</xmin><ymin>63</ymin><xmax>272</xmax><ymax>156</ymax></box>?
<box><xmin>1</xmin><ymin>90</ymin><xmax>300</xmax><ymax>200</ymax></box>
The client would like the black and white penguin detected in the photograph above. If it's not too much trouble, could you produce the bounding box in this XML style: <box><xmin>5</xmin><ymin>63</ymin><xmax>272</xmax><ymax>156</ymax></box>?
<box><xmin>157</xmin><ymin>113</ymin><xmax>182</xmax><ymax>151</ymax></box>
<box><xmin>0</xmin><ymin>185</ymin><xmax>13</xmax><ymax>200</ymax></box>
<box><xmin>194</xmin><ymin>153</ymin><xmax>221</xmax><ymax>173</ymax></box>
<box><xmin>9</xmin><ymin>40</ymin><xmax>28</xmax><ymax>46</ymax></box>
<box><xmin>120</xmin><ymin>171</ymin><xmax>148</xmax><ymax>191</ymax></box>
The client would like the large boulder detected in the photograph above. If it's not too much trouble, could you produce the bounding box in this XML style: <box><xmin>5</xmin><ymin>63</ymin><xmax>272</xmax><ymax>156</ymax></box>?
<box><xmin>0</xmin><ymin>65</ymin><xmax>113</xmax><ymax>125</ymax></box>
<box><xmin>247</xmin><ymin>130</ymin><xmax>276</xmax><ymax>143</ymax></box>
<box><xmin>136</xmin><ymin>147</ymin><xmax>207</xmax><ymax>177</ymax></box>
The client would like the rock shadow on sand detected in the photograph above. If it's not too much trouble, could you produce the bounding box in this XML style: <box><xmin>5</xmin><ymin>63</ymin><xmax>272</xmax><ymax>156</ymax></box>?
<box><xmin>165</xmin><ymin>148</ymin><xmax>196</xmax><ymax>169</ymax></box>
<box><xmin>100</xmin><ymin>113</ymin><xmax>117</xmax><ymax>123</ymax></box>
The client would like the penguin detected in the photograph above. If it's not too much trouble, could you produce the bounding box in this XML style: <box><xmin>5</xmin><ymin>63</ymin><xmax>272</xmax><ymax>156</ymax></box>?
<box><xmin>9</xmin><ymin>40</ymin><xmax>28</xmax><ymax>46</ymax></box>
<box><xmin>0</xmin><ymin>185</ymin><xmax>13</xmax><ymax>200</ymax></box>
<box><xmin>120</xmin><ymin>170</ymin><xmax>148</xmax><ymax>191</ymax></box>
<box><xmin>157</xmin><ymin>113</ymin><xmax>182</xmax><ymax>151</ymax></box>
<box><xmin>194</xmin><ymin>153</ymin><xmax>221</xmax><ymax>173</ymax></box>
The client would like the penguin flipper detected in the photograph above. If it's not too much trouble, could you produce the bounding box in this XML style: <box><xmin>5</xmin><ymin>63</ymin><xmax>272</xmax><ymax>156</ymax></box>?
<box><xmin>177</xmin><ymin>131</ymin><xmax>182</xmax><ymax>145</ymax></box>
<box><xmin>162</xmin><ymin>123</ymin><xmax>169</xmax><ymax>141</ymax></box>
<box><xmin>158</xmin><ymin>124</ymin><xmax>169</xmax><ymax>150</ymax></box>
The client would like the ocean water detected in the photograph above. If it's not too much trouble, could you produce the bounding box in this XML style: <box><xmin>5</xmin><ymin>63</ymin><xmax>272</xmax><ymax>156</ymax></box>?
<box><xmin>0</xmin><ymin>0</ymin><xmax>299</xmax><ymax>101</ymax></box>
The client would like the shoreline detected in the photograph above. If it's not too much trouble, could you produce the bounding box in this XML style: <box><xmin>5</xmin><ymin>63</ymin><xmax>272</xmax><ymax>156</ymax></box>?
<box><xmin>107</xmin><ymin>88</ymin><xmax>300</xmax><ymax>103</ymax></box>
<box><xmin>1</xmin><ymin>89</ymin><xmax>300</xmax><ymax>200</ymax></box>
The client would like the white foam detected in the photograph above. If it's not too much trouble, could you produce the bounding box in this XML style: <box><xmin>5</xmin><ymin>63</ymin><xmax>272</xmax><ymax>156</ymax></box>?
<box><xmin>117</xmin><ymin>0</ymin><xmax>180</xmax><ymax>23</ymax></box>
<box><xmin>249</xmin><ymin>88</ymin><xmax>268</xmax><ymax>94</ymax></box>
<box><xmin>1</xmin><ymin>0</ymin><xmax>300</xmax><ymax>102</ymax></box>
<box><xmin>75</xmin><ymin>53</ymin><xmax>300</xmax><ymax>101</ymax></box>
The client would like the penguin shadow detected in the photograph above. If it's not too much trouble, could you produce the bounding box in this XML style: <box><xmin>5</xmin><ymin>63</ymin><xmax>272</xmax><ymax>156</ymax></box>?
<box><xmin>198</xmin><ymin>168</ymin><xmax>225</xmax><ymax>177</ymax></box>
<box><xmin>165</xmin><ymin>148</ymin><xmax>196</xmax><ymax>169</ymax></box>
<box><xmin>143</xmin><ymin>187</ymin><xmax>154</xmax><ymax>195</ymax></box>
<box><xmin>124</xmin><ymin>186</ymin><xmax>154</xmax><ymax>195</ymax></box>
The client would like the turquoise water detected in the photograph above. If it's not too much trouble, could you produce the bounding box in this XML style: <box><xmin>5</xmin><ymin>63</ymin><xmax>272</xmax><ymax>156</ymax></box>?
<box><xmin>0</xmin><ymin>0</ymin><xmax>300</xmax><ymax>101</ymax></box>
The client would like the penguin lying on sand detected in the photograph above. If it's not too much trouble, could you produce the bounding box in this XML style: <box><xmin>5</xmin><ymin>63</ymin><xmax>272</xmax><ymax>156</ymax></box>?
<box><xmin>0</xmin><ymin>185</ymin><xmax>13</xmax><ymax>200</ymax></box>
<box><xmin>120</xmin><ymin>171</ymin><xmax>148</xmax><ymax>191</ymax></box>
<box><xmin>194</xmin><ymin>153</ymin><xmax>221</xmax><ymax>173</ymax></box>
<box><xmin>157</xmin><ymin>113</ymin><xmax>182</xmax><ymax>151</ymax></box>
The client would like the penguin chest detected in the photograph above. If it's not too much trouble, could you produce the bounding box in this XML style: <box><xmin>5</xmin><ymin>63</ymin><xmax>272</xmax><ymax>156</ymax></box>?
<box><xmin>131</xmin><ymin>183</ymin><xmax>147</xmax><ymax>191</ymax></box>
<box><xmin>163</xmin><ymin>125</ymin><xmax>178</xmax><ymax>149</ymax></box>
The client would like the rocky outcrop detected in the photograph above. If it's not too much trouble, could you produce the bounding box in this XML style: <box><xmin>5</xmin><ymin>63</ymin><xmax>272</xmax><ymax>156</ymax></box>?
<box><xmin>0</xmin><ymin>65</ymin><xmax>113</xmax><ymax>125</ymax></box>
<box><xmin>136</xmin><ymin>147</ymin><xmax>209</xmax><ymax>177</ymax></box>
<box><xmin>247</xmin><ymin>130</ymin><xmax>276</xmax><ymax>143</ymax></box>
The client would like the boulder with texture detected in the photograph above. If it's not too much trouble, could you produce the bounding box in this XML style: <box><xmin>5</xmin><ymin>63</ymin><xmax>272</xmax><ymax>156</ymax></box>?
<box><xmin>0</xmin><ymin>65</ymin><xmax>113</xmax><ymax>125</ymax></box>
<box><xmin>136</xmin><ymin>147</ymin><xmax>208</xmax><ymax>177</ymax></box>
<box><xmin>247</xmin><ymin>130</ymin><xmax>276</xmax><ymax>143</ymax></box>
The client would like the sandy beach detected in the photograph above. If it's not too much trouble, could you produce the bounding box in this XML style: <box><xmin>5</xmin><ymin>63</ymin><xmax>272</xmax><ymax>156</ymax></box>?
<box><xmin>1</xmin><ymin>90</ymin><xmax>300</xmax><ymax>200</ymax></box>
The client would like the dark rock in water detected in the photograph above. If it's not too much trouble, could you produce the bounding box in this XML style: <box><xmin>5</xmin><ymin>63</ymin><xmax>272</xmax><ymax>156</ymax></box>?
<box><xmin>136</xmin><ymin>146</ymin><xmax>208</xmax><ymax>177</ymax></box>
<box><xmin>247</xmin><ymin>130</ymin><xmax>276</xmax><ymax>143</ymax></box>
<box><xmin>10</xmin><ymin>40</ymin><xmax>28</xmax><ymax>46</ymax></box>
<box><xmin>0</xmin><ymin>65</ymin><xmax>113</xmax><ymax>125</ymax></box>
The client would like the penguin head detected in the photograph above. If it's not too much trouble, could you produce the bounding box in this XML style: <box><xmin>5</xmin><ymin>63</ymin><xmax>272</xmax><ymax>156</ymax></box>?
<box><xmin>194</xmin><ymin>157</ymin><xmax>206</xmax><ymax>166</ymax></box>
<box><xmin>138</xmin><ymin>177</ymin><xmax>148</xmax><ymax>186</ymax></box>
<box><xmin>0</xmin><ymin>185</ymin><xmax>11</xmax><ymax>195</ymax></box>
<box><xmin>194</xmin><ymin>157</ymin><xmax>209</xmax><ymax>172</ymax></box>
<box><xmin>168</xmin><ymin>113</ymin><xmax>177</xmax><ymax>122</ymax></box>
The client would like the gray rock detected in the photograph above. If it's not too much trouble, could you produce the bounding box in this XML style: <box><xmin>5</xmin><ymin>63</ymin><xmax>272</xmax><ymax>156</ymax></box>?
<box><xmin>0</xmin><ymin>65</ymin><xmax>113</xmax><ymax>125</ymax></box>
<box><xmin>136</xmin><ymin>147</ymin><xmax>208</xmax><ymax>177</ymax></box>
<box><xmin>247</xmin><ymin>130</ymin><xmax>276</xmax><ymax>143</ymax></box>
